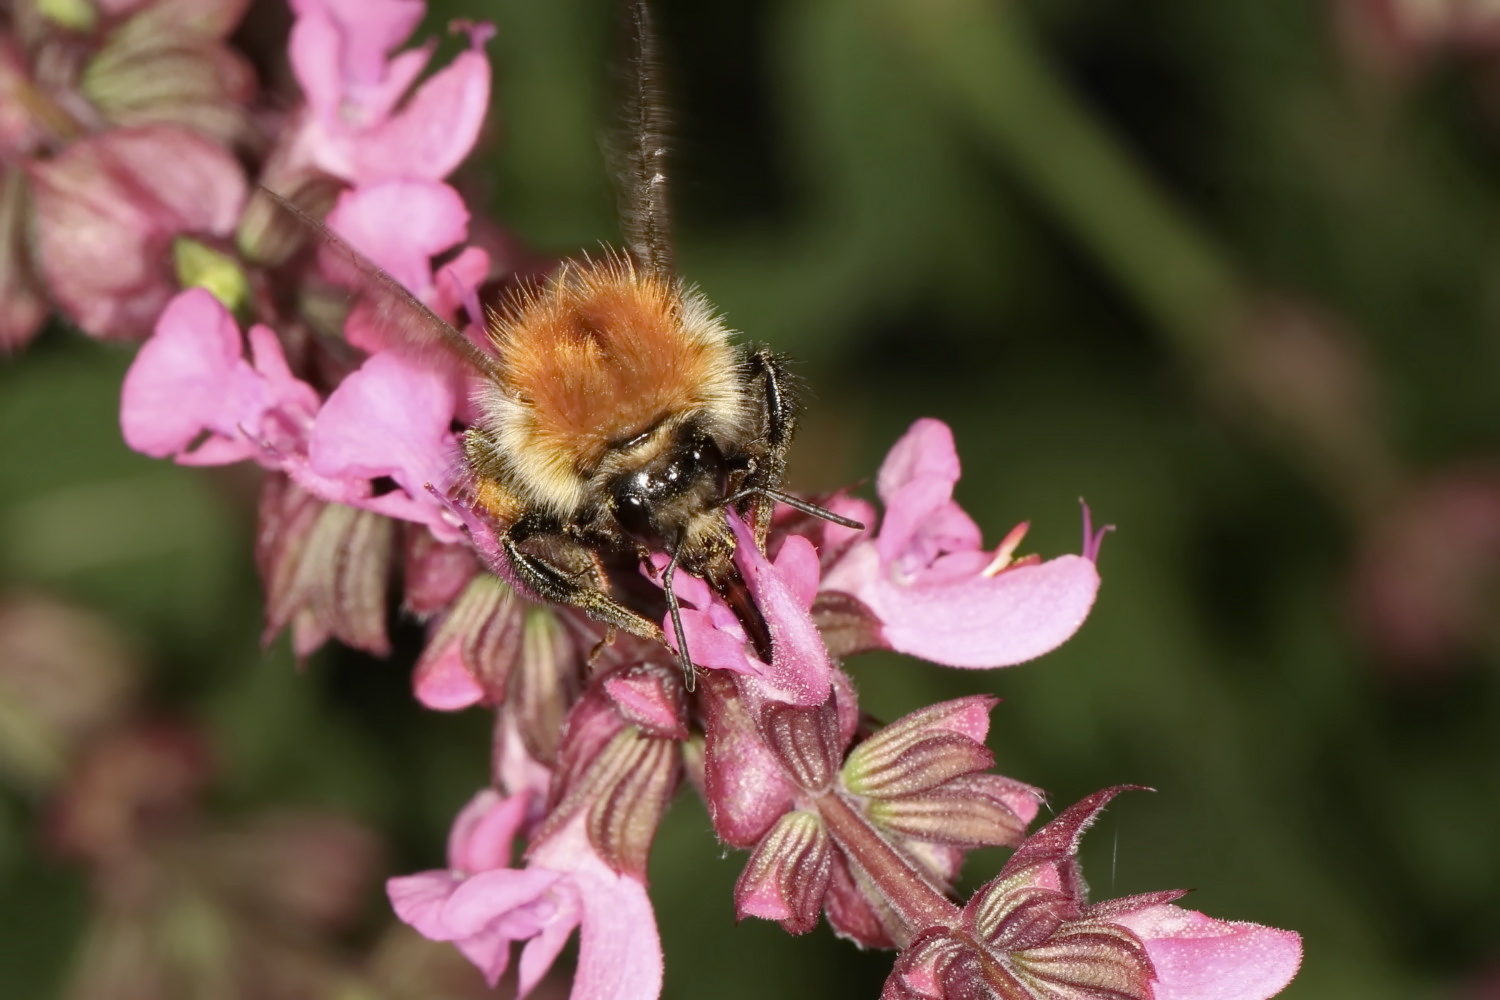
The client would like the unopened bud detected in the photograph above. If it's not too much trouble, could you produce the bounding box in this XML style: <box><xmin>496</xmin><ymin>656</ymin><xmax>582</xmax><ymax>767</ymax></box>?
<box><xmin>172</xmin><ymin>237</ymin><xmax>248</xmax><ymax>313</ymax></box>
<box><xmin>735</xmin><ymin>810</ymin><xmax>833</xmax><ymax>935</ymax></box>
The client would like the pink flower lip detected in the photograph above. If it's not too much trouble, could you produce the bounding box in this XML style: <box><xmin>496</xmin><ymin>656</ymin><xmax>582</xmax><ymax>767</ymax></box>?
<box><xmin>661</xmin><ymin>512</ymin><xmax>832</xmax><ymax>707</ymax></box>
<box><xmin>822</xmin><ymin>418</ymin><xmax>1102</xmax><ymax>669</ymax></box>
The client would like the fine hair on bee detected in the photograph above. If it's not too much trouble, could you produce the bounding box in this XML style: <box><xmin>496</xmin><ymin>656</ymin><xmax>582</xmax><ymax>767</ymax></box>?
<box><xmin>262</xmin><ymin>0</ymin><xmax>861</xmax><ymax>690</ymax></box>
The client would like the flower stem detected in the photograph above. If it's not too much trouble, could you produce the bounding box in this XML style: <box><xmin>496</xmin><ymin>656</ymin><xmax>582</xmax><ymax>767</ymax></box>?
<box><xmin>815</xmin><ymin>788</ymin><xmax>958</xmax><ymax>946</ymax></box>
<box><xmin>884</xmin><ymin>0</ymin><xmax>1243</xmax><ymax>363</ymax></box>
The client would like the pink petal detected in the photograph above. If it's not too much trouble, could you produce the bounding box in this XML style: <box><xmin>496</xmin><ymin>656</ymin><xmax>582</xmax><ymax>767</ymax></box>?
<box><xmin>516</xmin><ymin>880</ymin><xmax>582</xmax><ymax>998</ymax></box>
<box><xmin>442</xmin><ymin>867</ymin><xmax>562</xmax><ymax>938</ymax></box>
<box><xmin>773</xmin><ymin>535</ymin><xmax>822</xmax><ymax>609</ymax></box>
<box><xmin>453</xmin><ymin>921</ymin><xmax>516</xmax><ymax>989</ymax></box>
<box><xmin>325</xmin><ymin>180</ymin><xmax>469</xmax><ymax>293</ymax></box>
<box><xmin>727</xmin><ymin>514</ymin><xmax>832</xmax><ymax>706</ymax></box>
<box><xmin>571</xmin><ymin>861</ymin><xmax>664</xmax><ymax>1000</ymax></box>
<box><xmin>414</xmin><ymin>640</ymin><xmax>486</xmax><ymax>711</ymax></box>
<box><xmin>290</xmin><ymin>0</ymin><xmax>424</xmax><ymax>88</ymax></box>
<box><xmin>348</xmin><ymin>39</ymin><xmax>492</xmax><ymax>184</ymax></box>
<box><xmin>120</xmin><ymin>288</ymin><xmax>250</xmax><ymax>457</ymax></box>
<box><xmin>387</xmin><ymin>870</ymin><xmax>464</xmax><ymax>940</ymax></box>
<box><xmin>287</xmin><ymin>8</ymin><xmax>344</xmax><ymax>123</ymax></box>
<box><xmin>1113</xmin><ymin>904</ymin><xmax>1303</xmax><ymax>1000</ymax></box>
<box><xmin>525</xmin><ymin>819</ymin><xmax>663</xmax><ymax>1000</ymax></box>
<box><xmin>877</xmin><ymin>418</ymin><xmax>962</xmax><ymax>504</ymax></box>
<box><xmin>448</xmin><ymin>790</ymin><xmax>530</xmax><ymax>874</ymax></box>
<box><xmin>860</xmin><ymin>553</ymin><xmax>1101</xmax><ymax>669</ymax></box>
<box><xmin>307</xmin><ymin>350</ymin><xmax>462</xmax><ymax>529</ymax></box>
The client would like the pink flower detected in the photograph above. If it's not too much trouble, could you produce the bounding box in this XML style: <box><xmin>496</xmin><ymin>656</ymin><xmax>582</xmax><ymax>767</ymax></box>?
<box><xmin>27</xmin><ymin>125</ymin><xmax>247</xmax><ymax>340</ymax></box>
<box><xmin>120</xmin><ymin>288</ymin><xmax>466</xmax><ymax>541</ymax></box>
<box><xmin>120</xmin><ymin>287</ymin><xmax>319</xmax><ymax>465</ymax></box>
<box><xmin>882</xmin><ymin>787</ymin><xmax>1302</xmax><ymax>1000</ymax></box>
<box><xmin>389</xmin><ymin>790</ymin><xmax>663</xmax><ymax>999</ymax></box>
<box><xmin>667</xmin><ymin>512</ymin><xmax>834</xmax><ymax>707</ymax></box>
<box><xmin>288</xmin><ymin>0</ymin><xmax>492</xmax><ymax>184</ymax></box>
<box><xmin>821</xmin><ymin>418</ymin><xmax>1101</xmax><ymax>669</ymax></box>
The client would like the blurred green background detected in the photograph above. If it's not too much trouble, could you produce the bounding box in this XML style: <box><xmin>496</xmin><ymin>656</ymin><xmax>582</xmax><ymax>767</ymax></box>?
<box><xmin>3</xmin><ymin>0</ymin><xmax>1499</xmax><ymax>997</ymax></box>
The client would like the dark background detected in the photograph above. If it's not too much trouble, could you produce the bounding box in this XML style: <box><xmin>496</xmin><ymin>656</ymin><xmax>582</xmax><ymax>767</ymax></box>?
<box><xmin>2</xmin><ymin>0</ymin><xmax>1497</xmax><ymax>997</ymax></box>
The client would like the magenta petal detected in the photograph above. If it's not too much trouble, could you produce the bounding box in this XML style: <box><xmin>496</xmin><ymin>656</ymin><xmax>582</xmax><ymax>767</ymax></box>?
<box><xmin>120</xmin><ymin>289</ymin><xmax>249</xmax><ymax>458</ymax></box>
<box><xmin>387</xmin><ymin>870</ymin><xmax>464</xmax><ymax>940</ymax></box>
<box><xmin>571</xmin><ymin>865</ymin><xmax>664</xmax><ymax>1000</ymax></box>
<box><xmin>326</xmin><ymin>180</ymin><xmax>469</xmax><ymax>293</ymax></box>
<box><xmin>308</xmin><ymin>350</ymin><xmax>460</xmax><ymax>512</ymax></box>
<box><xmin>867</xmin><ymin>554</ymin><xmax>1101</xmax><ymax>669</ymax></box>
<box><xmin>516</xmin><ymin>881</ymin><xmax>582</xmax><ymax>998</ymax></box>
<box><xmin>349</xmin><ymin>44</ymin><xmax>491</xmax><ymax>184</ymax></box>
<box><xmin>414</xmin><ymin>641</ymin><xmax>485</xmax><ymax>711</ymax></box>
<box><xmin>442</xmin><ymin>868</ymin><xmax>562</xmax><ymax>937</ymax></box>
<box><xmin>877</xmin><ymin>418</ymin><xmax>962</xmax><ymax>504</ymax></box>
<box><xmin>728</xmin><ymin>514</ymin><xmax>832</xmax><ymax>706</ymax></box>
<box><xmin>1113</xmin><ymin>904</ymin><xmax>1303</xmax><ymax>1000</ymax></box>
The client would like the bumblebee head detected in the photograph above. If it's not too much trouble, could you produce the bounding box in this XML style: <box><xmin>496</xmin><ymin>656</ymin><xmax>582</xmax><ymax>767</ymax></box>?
<box><xmin>608</xmin><ymin>422</ymin><xmax>730</xmax><ymax>552</ymax></box>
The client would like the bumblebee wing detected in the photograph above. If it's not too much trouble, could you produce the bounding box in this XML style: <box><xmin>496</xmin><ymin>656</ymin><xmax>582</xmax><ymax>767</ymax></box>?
<box><xmin>252</xmin><ymin>186</ymin><xmax>506</xmax><ymax>383</ymax></box>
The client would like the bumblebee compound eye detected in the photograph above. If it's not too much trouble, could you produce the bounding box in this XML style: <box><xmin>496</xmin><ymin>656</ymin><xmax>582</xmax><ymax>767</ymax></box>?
<box><xmin>613</xmin><ymin>485</ymin><xmax>658</xmax><ymax>543</ymax></box>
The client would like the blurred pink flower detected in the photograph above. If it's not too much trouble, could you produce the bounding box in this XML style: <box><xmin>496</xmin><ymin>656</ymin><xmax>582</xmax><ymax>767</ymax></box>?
<box><xmin>389</xmin><ymin>790</ymin><xmax>663</xmax><ymax>999</ymax></box>
<box><xmin>1352</xmin><ymin>469</ymin><xmax>1500</xmax><ymax>671</ymax></box>
<box><xmin>288</xmin><ymin>0</ymin><xmax>493</xmax><ymax>184</ymax></box>
<box><xmin>27</xmin><ymin>125</ymin><xmax>247</xmax><ymax>340</ymax></box>
<box><xmin>820</xmin><ymin>418</ymin><xmax>1102</xmax><ymax>669</ymax></box>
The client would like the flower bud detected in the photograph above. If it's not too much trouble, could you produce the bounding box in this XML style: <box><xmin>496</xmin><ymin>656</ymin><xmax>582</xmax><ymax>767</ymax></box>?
<box><xmin>257</xmin><ymin>473</ymin><xmax>394</xmax><ymax>659</ymax></box>
<box><xmin>80</xmin><ymin>0</ymin><xmax>254</xmax><ymax>146</ymax></box>
<box><xmin>843</xmin><ymin>696</ymin><xmax>998</xmax><ymax>799</ymax></box>
<box><xmin>735</xmin><ymin>810</ymin><xmax>833</xmax><ymax>935</ymax></box>
<box><xmin>866</xmin><ymin>774</ymin><xmax>1037</xmax><ymax>849</ymax></box>
<box><xmin>171</xmin><ymin>236</ymin><xmax>248</xmax><ymax>313</ymax></box>
<box><xmin>509</xmin><ymin>607</ymin><xmax>585</xmax><ymax>761</ymax></box>
<box><xmin>758</xmin><ymin>697</ymin><xmax>841</xmax><ymax>792</ymax></box>
<box><xmin>411</xmin><ymin>572</ymin><xmax>522</xmax><ymax>711</ymax></box>
<box><xmin>697</xmin><ymin>672</ymin><xmax>796</xmax><ymax>848</ymax></box>
<box><xmin>401</xmin><ymin>524</ymin><xmax>478</xmax><ymax>616</ymax></box>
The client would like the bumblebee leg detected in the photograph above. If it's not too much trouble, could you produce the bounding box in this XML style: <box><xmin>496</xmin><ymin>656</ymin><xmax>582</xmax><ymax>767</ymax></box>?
<box><xmin>743</xmin><ymin>349</ymin><xmax>801</xmax><ymax>544</ymax></box>
<box><xmin>502</xmin><ymin>520</ymin><xmax>665</xmax><ymax>644</ymax></box>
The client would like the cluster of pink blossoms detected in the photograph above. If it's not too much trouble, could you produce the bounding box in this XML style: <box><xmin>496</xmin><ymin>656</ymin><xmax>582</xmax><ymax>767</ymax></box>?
<box><xmin>3</xmin><ymin>0</ymin><xmax>1302</xmax><ymax>997</ymax></box>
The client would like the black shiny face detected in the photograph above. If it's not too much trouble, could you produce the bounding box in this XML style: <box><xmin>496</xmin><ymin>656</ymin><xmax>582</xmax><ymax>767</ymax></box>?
<box><xmin>610</xmin><ymin>431</ymin><xmax>729</xmax><ymax>548</ymax></box>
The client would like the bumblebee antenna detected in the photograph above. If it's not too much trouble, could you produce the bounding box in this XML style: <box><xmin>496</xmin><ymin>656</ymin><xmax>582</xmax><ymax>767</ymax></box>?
<box><xmin>661</xmin><ymin>544</ymin><xmax>697</xmax><ymax>692</ymax></box>
<box><xmin>726</xmin><ymin>487</ymin><xmax>866</xmax><ymax>531</ymax></box>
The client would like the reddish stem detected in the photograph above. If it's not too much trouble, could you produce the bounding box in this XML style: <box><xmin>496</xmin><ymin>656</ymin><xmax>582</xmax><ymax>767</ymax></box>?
<box><xmin>814</xmin><ymin>788</ymin><xmax>959</xmax><ymax>946</ymax></box>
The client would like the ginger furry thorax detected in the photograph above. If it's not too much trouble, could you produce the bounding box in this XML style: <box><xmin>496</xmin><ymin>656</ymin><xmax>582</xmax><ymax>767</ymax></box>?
<box><xmin>466</xmin><ymin>252</ymin><xmax>755</xmax><ymax>521</ymax></box>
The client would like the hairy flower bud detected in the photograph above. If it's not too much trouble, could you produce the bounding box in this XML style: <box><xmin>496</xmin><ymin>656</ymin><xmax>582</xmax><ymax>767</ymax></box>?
<box><xmin>81</xmin><ymin>0</ymin><xmax>255</xmax><ymax>146</ymax></box>
<box><xmin>411</xmin><ymin>572</ymin><xmax>522</xmax><ymax>710</ymax></box>
<box><xmin>401</xmin><ymin>524</ymin><xmax>478</xmax><ymax>616</ymax></box>
<box><xmin>257</xmin><ymin>473</ymin><xmax>394</xmax><ymax>659</ymax></box>
<box><xmin>537</xmin><ymin>673</ymin><xmax>681</xmax><ymax>879</ymax></box>
<box><xmin>759</xmin><ymin>697</ymin><xmax>841</xmax><ymax>792</ymax></box>
<box><xmin>698</xmin><ymin>672</ymin><xmax>797</xmax><ymax>848</ymax></box>
<box><xmin>735</xmin><ymin>810</ymin><xmax>834</xmax><ymax>935</ymax></box>
<box><xmin>509</xmin><ymin>607</ymin><xmax>585</xmax><ymax>761</ymax></box>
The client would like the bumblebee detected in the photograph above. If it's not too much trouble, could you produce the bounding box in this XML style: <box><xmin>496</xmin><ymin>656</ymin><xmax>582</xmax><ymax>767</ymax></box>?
<box><xmin>283</xmin><ymin>1</ymin><xmax>856</xmax><ymax>687</ymax></box>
